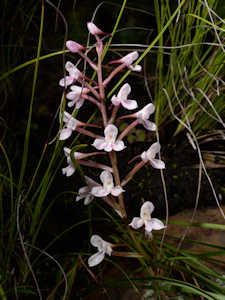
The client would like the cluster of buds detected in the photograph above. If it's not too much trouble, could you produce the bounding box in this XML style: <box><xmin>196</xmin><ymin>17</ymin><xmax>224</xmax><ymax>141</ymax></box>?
<box><xmin>59</xmin><ymin>22</ymin><xmax>165</xmax><ymax>267</ymax></box>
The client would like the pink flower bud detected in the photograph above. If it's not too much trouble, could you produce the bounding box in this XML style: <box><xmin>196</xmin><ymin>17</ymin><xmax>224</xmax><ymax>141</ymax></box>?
<box><xmin>87</xmin><ymin>22</ymin><xmax>106</xmax><ymax>35</ymax></box>
<box><xmin>66</xmin><ymin>40</ymin><xmax>84</xmax><ymax>53</ymax></box>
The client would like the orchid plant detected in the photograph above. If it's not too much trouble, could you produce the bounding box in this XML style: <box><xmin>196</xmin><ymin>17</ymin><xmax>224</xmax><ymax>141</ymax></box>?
<box><xmin>59</xmin><ymin>22</ymin><xmax>165</xmax><ymax>267</ymax></box>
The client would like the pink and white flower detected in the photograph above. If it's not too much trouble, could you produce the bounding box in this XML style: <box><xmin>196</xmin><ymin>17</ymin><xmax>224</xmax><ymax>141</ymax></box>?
<box><xmin>111</xmin><ymin>83</ymin><xmax>138</xmax><ymax>110</ymax></box>
<box><xmin>135</xmin><ymin>103</ymin><xmax>156</xmax><ymax>131</ymax></box>
<box><xmin>62</xmin><ymin>147</ymin><xmax>82</xmax><ymax>177</ymax></box>
<box><xmin>141</xmin><ymin>142</ymin><xmax>165</xmax><ymax>169</ymax></box>
<box><xmin>91</xmin><ymin>170</ymin><xmax>124</xmax><ymax>197</ymax></box>
<box><xmin>59</xmin><ymin>61</ymin><xmax>81</xmax><ymax>87</ymax></box>
<box><xmin>92</xmin><ymin>124</ymin><xmax>126</xmax><ymax>152</ymax></box>
<box><xmin>109</xmin><ymin>51</ymin><xmax>142</xmax><ymax>72</ymax></box>
<box><xmin>88</xmin><ymin>235</ymin><xmax>112</xmax><ymax>267</ymax></box>
<box><xmin>59</xmin><ymin>111</ymin><xmax>82</xmax><ymax>140</ymax></box>
<box><xmin>129</xmin><ymin>201</ymin><xmax>165</xmax><ymax>237</ymax></box>
<box><xmin>76</xmin><ymin>176</ymin><xmax>99</xmax><ymax>205</ymax></box>
<box><xmin>66</xmin><ymin>85</ymin><xmax>89</xmax><ymax>108</ymax></box>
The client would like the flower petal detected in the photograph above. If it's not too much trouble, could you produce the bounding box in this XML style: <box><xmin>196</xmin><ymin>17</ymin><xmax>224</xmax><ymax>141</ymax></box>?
<box><xmin>147</xmin><ymin>142</ymin><xmax>161</xmax><ymax>158</ymax></box>
<box><xmin>150</xmin><ymin>158</ymin><xmax>165</xmax><ymax>169</ymax></box>
<box><xmin>141</xmin><ymin>120</ymin><xmax>156</xmax><ymax>131</ymax></box>
<box><xmin>121</xmin><ymin>51</ymin><xmax>138</xmax><ymax>65</ymax></box>
<box><xmin>84</xmin><ymin>195</ymin><xmax>94</xmax><ymax>205</ymax></box>
<box><xmin>100</xmin><ymin>171</ymin><xmax>113</xmax><ymax>190</ymax></box>
<box><xmin>111</xmin><ymin>95</ymin><xmax>121</xmax><ymax>106</ymax></box>
<box><xmin>140</xmin><ymin>201</ymin><xmax>154</xmax><ymax>219</ymax></box>
<box><xmin>118</xmin><ymin>83</ymin><xmax>131</xmax><ymax>100</ymax></box>
<box><xmin>59</xmin><ymin>128</ymin><xmax>72</xmax><ymax>140</ymax></box>
<box><xmin>59</xmin><ymin>76</ymin><xmax>74</xmax><ymax>87</ymax></box>
<box><xmin>111</xmin><ymin>186</ymin><xmax>124</xmax><ymax>196</ymax></box>
<box><xmin>144</xmin><ymin>220</ymin><xmax>153</xmax><ymax>232</ymax></box>
<box><xmin>92</xmin><ymin>138</ymin><xmax>105</xmax><ymax>150</ymax></box>
<box><xmin>85</xmin><ymin>176</ymin><xmax>98</xmax><ymax>188</ymax></box>
<box><xmin>150</xmin><ymin>218</ymin><xmax>165</xmax><ymax>230</ymax></box>
<box><xmin>62</xmin><ymin>165</ymin><xmax>75</xmax><ymax>177</ymax></box>
<box><xmin>129</xmin><ymin>217</ymin><xmax>144</xmax><ymax>229</ymax></box>
<box><xmin>88</xmin><ymin>251</ymin><xmax>105</xmax><ymax>267</ymax></box>
<box><xmin>113</xmin><ymin>140</ymin><xmax>126</xmax><ymax>152</ymax></box>
<box><xmin>129</xmin><ymin>64</ymin><xmax>142</xmax><ymax>72</ymax></box>
<box><xmin>136</xmin><ymin>103</ymin><xmax>155</xmax><ymax>120</ymax></box>
<box><xmin>141</xmin><ymin>151</ymin><xmax>148</xmax><ymax>162</ymax></box>
<box><xmin>90</xmin><ymin>235</ymin><xmax>103</xmax><ymax>248</ymax></box>
<box><xmin>91</xmin><ymin>186</ymin><xmax>109</xmax><ymax>197</ymax></box>
<box><xmin>104</xmin><ymin>124</ymin><xmax>118</xmax><ymax>144</ymax></box>
<box><xmin>122</xmin><ymin>99</ymin><xmax>138</xmax><ymax>110</ymax></box>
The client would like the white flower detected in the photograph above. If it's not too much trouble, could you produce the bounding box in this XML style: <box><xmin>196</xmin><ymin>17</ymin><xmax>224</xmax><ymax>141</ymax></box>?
<box><xmin>59</xmin><ymin>61</ymin><xmax>81</xmax><ymax>87</ymax></box>
<box><xmin>59</xmin><ymin>111</ymin><xmax>81</xmax><ymax>141</ymax></box>
<box><xmin>111</xmin><ymin>83</ymin><xmax>138</xmax><ymax>110</ymax></box>
<box><xmin>120</xmin><ymin>51</ymin><xmax>142</xmax><ymax>72</ymax></box>
<box><xmin>141</xmin><ymin>142</ymin><xmax>165</xmax><ymax>169</ymax></box>
<box><xmin>135</xmin><ymin>103</ymin><xmax>156</xmax><ymax>131</ymax></box>
<box><xmin>62</xmin><ymin>147</ymin><xmax>81</xmax><ymax>177</ymax></box>
<box><xmin>66</xmin><ymin>85</ymin><xmax>88</xmax><ymax>108</ymax></box>
<box><xmin>92</xmin><ymin>124</ymin><xmax>126</xmax><ymax>152</ymax></box>
<box><xmin>129</xmin><ymin>201</ymin><xmax>165</xmax><ymax>237</ymax></box>
<box><xmin>88</xmin><ymin>235</ymin><xmax>113</xmax><ymax>267</ymax></box>
<box><xmin>76</xmin><ymin>176</ymin><xmax>99</xmax><ymax>205</ymax></box>
<box><xmin>91</xmin><ymin>170</ymin><xmax>124</xmax><ymax>197</ymax></box>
